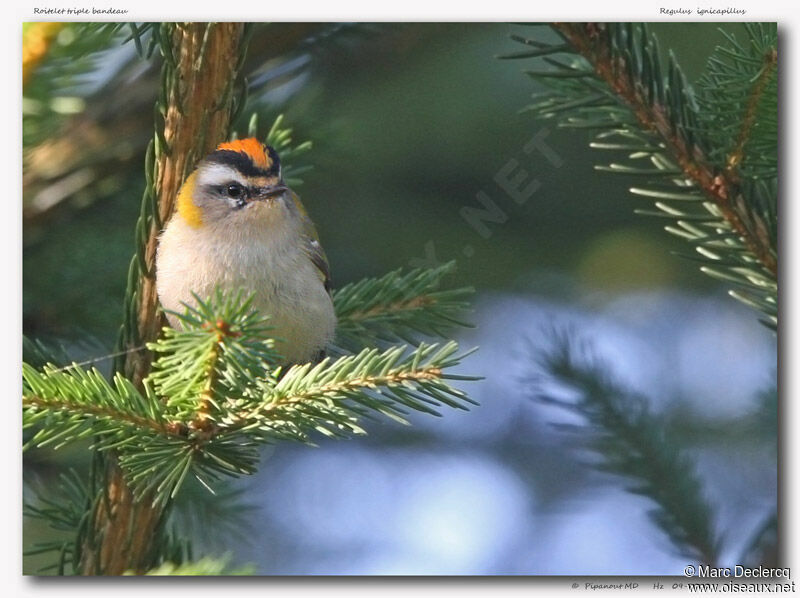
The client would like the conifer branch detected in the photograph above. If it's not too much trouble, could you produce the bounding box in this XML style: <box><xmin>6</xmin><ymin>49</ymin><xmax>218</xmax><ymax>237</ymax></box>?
<box><xmin>551</xmin><ymin>23</ymin><xmax>776</xmax><ymax>278</ymax></box>
<box><xmin>24</xmin><ymin>288</ymin><xmax>478</xmax><ymax>526</ymax></box>
<box><xmin>333</xmin><ymin>262</ymin><xmax>474</xmax><ymax>349</ymax></box>
<box><xmin>726</xmin><ymin>48</ymin><xmax>778</xmax><ymax>180</ymax></box>
<box><xmin>23</xmin><ymin>394</ymin><xmax>176</xmax><ymax>441</ymax></box>
<box><xmin>530</xmin><ymin>331</ymin><xmax>718</xmax><ymax>565</ymax></box>
<box><xmin>22</xmin><ymin>364</ymin><xmax>177</xmax><ymax>447</ymax></box>
<box><xmin>24</xmin><ymin>470</ymin><xmax>88</xmax><ymax>575</ymax></box>
<box><xmin>511</xmin><ymin>23</ymin><xmax>777</xmax><ymax>326</ymax></box>
<box><xmin>698</xmin><ymin>25</ymin><xmax>778</xmax><ymax>182</ymax></box>
<box><xmin>224</xmin><ymin>342</ymin><xmax>478</xmax><ymax>441</ymax></box>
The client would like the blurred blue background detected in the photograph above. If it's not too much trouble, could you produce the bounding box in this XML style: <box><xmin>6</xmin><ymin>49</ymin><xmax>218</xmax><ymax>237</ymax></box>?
<box><xmin>23</xmin><ymin>22</ymin><xmax>776</xmax><ymax>575</ymax></box>
<box><xmin>223</xmin><ymin>289</ymin><xmax>775</xmax><ymax>575</ymax></box>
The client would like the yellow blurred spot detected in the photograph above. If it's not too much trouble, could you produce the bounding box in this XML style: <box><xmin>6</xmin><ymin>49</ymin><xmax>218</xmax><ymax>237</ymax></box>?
<box><xmin>577</xmin><ymin>229</ymin><xmax>677</xmax><ymax>291</ymax></box>
<box><xmin>22</xmin><ymin>22</ymin><xmax>65</xmax><ymax>89</ymax></box>
<box><xmin>50</xmin><ymin>96</ymin><xmax>85</xmax><ymax>114</ymax></box>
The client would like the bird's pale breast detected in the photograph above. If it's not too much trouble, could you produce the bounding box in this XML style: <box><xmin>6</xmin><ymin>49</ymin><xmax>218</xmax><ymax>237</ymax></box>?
<box><xmin>156</xmin><ymin>214</ymin><xmax>336</xmax><ymax>364</ymax></box>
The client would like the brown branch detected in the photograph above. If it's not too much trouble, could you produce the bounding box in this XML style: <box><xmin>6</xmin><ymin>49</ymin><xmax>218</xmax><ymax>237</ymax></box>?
<box><xmin>553</xmin><ymin>23</ymin><xmax>777</xmax><ymax>278</ymax></box>
<box><xmin>230</xmin><ymin>365</ymin><xmax>444</xmax><ymax>427</ymax></box>
<box><xmin>80</xmin><ymin>22</ymin><xmax>246</xmax><ymax>576</ymax></box>
<box><xmin>343</xmin><ymin>295</ymin><xmax>436</xmax><ymax>321</ymax></box>
<box><xmin>725</xmin><ymin>48</ymin><xmax>778</xmax><ymax>179</ymax></box>
<box><xmin>81</xmin><ymin>458</ymin><xmax>165</xmax><ymax>576</ymax></box>
<box><xmin>23</xmin><ymin>395</ymin><xmax>186</xmax><ymax>438</ymax></box>
<box><xmin>190</xmin><ymin>320</ymin><xmax>238</xmax><ymax>436</ymax></box>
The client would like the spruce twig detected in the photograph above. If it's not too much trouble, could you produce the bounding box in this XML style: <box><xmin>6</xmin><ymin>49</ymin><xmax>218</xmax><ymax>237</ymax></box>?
<box><xmin>510</xmin><ymin>23</ymin><xmax>777</xmax><ymax>326</ymax></box>
<box><xmin>24</xmin><ymin>289</ymin><xmax>477</xmax><ymax>512</ymax></box>
<box><xmin>529</xmin><ymin>332</ymin><xmax>718</xmax><ymax>564</ymax></box>
<box><xmin>333</xmin><ymin>262</ymin><xmax>474</xmax><ymax>350</ymax></box>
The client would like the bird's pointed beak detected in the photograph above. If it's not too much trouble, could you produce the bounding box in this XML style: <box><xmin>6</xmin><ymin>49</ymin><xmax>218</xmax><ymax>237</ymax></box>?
<box><xmin>253</xmin><ymin>183</ymin><xmax>289</xmax><ymax>201</ymax></box>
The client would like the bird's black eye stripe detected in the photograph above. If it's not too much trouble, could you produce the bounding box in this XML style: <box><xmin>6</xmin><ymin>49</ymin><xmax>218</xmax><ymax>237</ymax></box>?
<box><xmin>213</xmin><ymin>182</ymin><xmax>248</xmax><ymax>200</ymax></box>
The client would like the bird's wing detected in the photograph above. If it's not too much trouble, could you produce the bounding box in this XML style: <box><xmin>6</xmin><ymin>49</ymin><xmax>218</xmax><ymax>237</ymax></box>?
<box><xmin>291</xmin><ymin>191</ymin><xmax>332</xmax><ymax>294</ymax></box>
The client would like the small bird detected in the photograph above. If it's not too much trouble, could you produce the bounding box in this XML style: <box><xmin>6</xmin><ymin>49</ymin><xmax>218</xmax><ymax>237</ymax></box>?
<box><xmin>156</xmin><ymin>138</ymin><xmax>336</xmax><ymax>364</ymax></box>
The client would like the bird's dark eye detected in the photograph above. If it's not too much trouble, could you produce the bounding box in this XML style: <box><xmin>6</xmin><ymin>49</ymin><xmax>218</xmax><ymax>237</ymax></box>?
<box><xmin>226</xmin><ymin>183</ymin><xmax>244</xmax><ymax>198</ymax></box>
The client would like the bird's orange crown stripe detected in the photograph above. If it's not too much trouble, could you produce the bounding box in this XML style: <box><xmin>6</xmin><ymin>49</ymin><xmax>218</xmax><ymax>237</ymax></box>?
<box><xmin>215</xmin><ymin>138</ymin><xmax>272</xmax><ymax>170</ymax></box>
